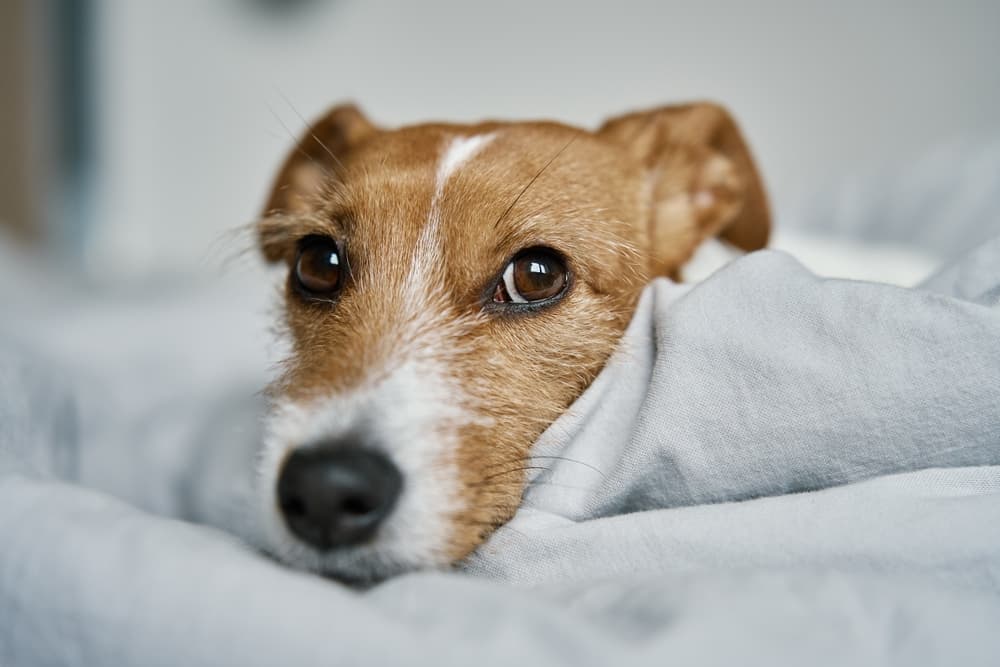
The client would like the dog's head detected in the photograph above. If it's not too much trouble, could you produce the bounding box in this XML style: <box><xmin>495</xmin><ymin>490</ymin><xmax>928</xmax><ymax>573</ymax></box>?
<box><xmin>255</xmin><ymin>102</ymin><xmax>769</xmax><ymax>581</ymax></box>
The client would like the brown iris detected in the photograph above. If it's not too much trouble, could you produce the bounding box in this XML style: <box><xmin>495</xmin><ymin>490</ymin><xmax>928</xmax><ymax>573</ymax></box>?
<box><xmin>294</xmin><ymin>236</ymin><xmax>344</xmax><ymax>297</ymax></box>
<box><xmin>493</xmin><ymin>248</ymin><xmax>569</xmax><ymax>304</ymax></box>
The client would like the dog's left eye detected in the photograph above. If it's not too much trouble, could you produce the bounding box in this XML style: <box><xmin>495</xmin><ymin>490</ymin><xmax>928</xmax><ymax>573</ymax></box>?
<box><xmin>294</xmin><ymin>236</ymin><xmax>344</xmax><ymax>297</ymax></box>
<box><xmin>493</xmin><ymin>248</ymin><xmax>569</xmax><ymax>305</ymax></box>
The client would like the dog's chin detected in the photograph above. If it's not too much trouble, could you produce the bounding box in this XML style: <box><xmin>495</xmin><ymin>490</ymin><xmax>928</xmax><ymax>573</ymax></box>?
<box><xmin>260</xmin><ymin>533</ymin><xmax>447</xmax><ymax>585</ymax></box>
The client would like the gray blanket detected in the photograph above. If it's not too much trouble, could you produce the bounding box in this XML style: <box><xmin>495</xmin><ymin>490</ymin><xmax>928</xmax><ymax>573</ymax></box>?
<box><xmin>2</xmin><ymin>231</ymin><xmax>1000</xmax><ymax>665</ymax></box>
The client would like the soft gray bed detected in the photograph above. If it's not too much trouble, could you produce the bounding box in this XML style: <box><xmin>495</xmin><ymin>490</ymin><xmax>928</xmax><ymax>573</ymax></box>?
<box><xmin>2</xmin><ymin>141</ymin><xmax>1000</xmax><ymax>665</ymax></box>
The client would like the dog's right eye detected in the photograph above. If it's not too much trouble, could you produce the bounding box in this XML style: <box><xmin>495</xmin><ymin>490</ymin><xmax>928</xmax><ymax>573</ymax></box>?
<box><xmin>492</xmin><ymin>247</ymin><xmax>569</xmax><ymax>306</ymax></box>
<box><xmin>294</xmin><ymin>236</ymin><xmax>344</xmax><ymax>297</ymax></box>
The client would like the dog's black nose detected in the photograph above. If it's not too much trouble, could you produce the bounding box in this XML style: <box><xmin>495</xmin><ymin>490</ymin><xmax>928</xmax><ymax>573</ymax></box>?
<box><xmin>277</xmin><ymin>444</ymin><xmax>402</xmax><ymax>550</ymax></box>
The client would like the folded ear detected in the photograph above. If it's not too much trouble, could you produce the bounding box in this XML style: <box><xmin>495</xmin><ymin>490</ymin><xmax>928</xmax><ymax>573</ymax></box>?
<box><xmin>259</xmin><ymin>104</ymin><xmax>377</xmax><ymax>262</ymax></box>
<box><xmin>598</xmin><ymin>102</ymin><xmax>770</xmax><ymax>278</ymax></box>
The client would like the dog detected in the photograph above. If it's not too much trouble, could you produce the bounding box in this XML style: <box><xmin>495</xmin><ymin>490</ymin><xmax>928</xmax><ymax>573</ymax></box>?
<box><xmin>254</xmin><ymin>102</ymin><xmax>770</xmax><ymax>582</ymax></box>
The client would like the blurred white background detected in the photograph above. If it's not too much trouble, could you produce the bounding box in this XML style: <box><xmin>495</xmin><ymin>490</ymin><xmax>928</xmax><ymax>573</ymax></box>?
<box><xmin>5</xmin><ymin>0</ymin><xmax>1000</xmax><ymax>278</ymax></box>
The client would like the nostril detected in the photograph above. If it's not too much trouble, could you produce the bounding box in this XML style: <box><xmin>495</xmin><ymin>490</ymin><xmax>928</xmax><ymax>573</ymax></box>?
<box><xmin>341</xmin><ymin>495</ymin><xmax>376</xmax><ymax>517</ymax></box>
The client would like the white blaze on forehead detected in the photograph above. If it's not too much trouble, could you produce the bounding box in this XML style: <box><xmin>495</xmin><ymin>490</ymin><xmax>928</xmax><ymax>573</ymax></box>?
<box><xmin>409</xmin><ymin>131</ymin><xmax>498</xmax><ymax>305</ymax></box>
<box><xmin>427</xmin><ymin>133</ymin><xmax>497</xmax><ymax>236</ymax></box>
<box><xmin>433</xmin><ymin>132</ymin><xmax>497</xmax><ymax>202</ymax></box>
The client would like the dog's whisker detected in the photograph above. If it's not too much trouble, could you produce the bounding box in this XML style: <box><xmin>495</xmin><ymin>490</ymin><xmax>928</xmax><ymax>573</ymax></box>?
<box><xmin>522</xmin><ymin>455</ymin><xmax>606</xmax><ymax>478</ymax></box>
<box><xmin>276</xmin><ymin>88</ymin><xmax>348</xmax><ymax>174</ymax></box>
<box><xmin>493</xmin><ymin>133</ymin><xmax>580</xmax><ymax>230</ymax></box>
<box><xmin>266</xmin><ymin>100</ymin><xmax>337</xmax><ymax>179</ymax></box>
<box><xmin>523</xmin><ymin>479</ymin><xmax>595</xmax><ymax>493</ymax></box>
<box><xmin>196</xmin><ymin>222</ymin><xmax>263</xmax><ymax>274</ymax></box>
<box><xmin>479</xmin><ymin>454</ymin><xmax>605</xmax><ymax>479</ymax></box>
<box><xmin>466</xmin><ymin>465</ymin><xmax>553</xmax><ymax>488</ymax></box>
<box><xmin>263</xmin><ymin>128</ymin><xmax>291</xmax><ymax>142</ymax></box>
<box><xmin>477</xmin><ymin>455</ymin><xmax>547</xmax><ymax>474</ymax></box>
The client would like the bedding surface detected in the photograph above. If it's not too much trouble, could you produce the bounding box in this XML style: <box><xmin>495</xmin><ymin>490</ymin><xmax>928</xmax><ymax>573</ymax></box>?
<box><xmin>2</xmin><ymin>231</ymin><xmax>1000</xmax><ymax>665</ymax></box>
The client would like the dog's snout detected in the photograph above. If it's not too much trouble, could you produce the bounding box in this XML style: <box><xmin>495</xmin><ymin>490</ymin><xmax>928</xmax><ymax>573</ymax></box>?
<box><xmin>277</xmin><ymin>443</ymin><xmax>402</xmax><ymax>551</ymax></box>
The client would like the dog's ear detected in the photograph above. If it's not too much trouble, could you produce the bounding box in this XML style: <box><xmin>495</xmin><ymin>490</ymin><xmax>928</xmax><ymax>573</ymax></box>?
<box><xmin>259</xmin><ymin>104</ymin><xmax>377</xmax><ymax>262</ymax></box>
<box><xmin>598</xmin><ymin>102</ymin><xmax>770</xmax><ymax>278</ymax></box>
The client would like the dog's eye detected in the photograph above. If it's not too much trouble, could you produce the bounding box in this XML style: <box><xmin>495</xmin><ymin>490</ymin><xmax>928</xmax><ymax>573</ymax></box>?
<box><xmin>294</xmin><ymin>236</ymin><xmax>344</xmax><ymax>297</ymax></box>
<box><xmin>493</xmin><ymin>248</ymin><xmax>569</xmax><ymax>304</ymax></box>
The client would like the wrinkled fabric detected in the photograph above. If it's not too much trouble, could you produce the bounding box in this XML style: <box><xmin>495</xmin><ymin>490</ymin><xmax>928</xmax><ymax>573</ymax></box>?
<box><xmin>2</xmin><ymin>234</ymin><xmax>1000</xmax><ymax>665</ymax></box>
